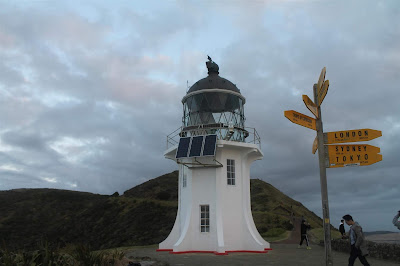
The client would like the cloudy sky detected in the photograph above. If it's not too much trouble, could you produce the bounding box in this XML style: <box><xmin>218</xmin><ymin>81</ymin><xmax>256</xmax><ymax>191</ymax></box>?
<box><xmin>1</xmin><ymin>0</ymin><xmax>399</xmax><ymax>231</ymax></box>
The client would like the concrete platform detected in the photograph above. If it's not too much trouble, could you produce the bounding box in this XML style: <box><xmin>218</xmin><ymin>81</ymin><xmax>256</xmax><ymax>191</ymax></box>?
<box><xmin>125</xmin><ymin>243</ymin><xmax>399</xmax><ymax>266</ymax></box>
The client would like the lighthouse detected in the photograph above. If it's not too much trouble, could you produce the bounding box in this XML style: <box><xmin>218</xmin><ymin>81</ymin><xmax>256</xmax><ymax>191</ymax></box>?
<box><xmin>159</xmin><ymin>57</ymin><xmax>270</xmax><ymax>254</ymax></box>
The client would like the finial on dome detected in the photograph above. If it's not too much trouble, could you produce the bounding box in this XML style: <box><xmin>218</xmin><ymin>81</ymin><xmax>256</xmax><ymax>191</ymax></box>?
<box><xmin>206</xmin><ymin>55</ymin><xmax>219</xmax><ymax>75</ymax></box>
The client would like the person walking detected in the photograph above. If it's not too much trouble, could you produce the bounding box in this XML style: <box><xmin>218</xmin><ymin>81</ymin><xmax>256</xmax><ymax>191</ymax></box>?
<box><xmin>392</xmin><ymin>210</ymin><xmax>400</xmax><ymax>230</ymax></box>
<box><xmin>342</xmin><ymin>214</ymin><xmax>370</xmax><ymax>266</ymax></box>
<box><xmin>298</xmin><ymin>219</ymin><xmax>311</xmax><ymax>250</ymax></box>
<box><xmin>339</xmin><ymin>219</ymin><xmax>346</xmax><ymax>238</ymax></box>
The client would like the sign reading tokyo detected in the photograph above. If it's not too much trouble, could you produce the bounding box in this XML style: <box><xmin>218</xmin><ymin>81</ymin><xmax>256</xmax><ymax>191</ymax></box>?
<box><xmin>328</xmin><ymin>152</ymin><xmax>382</xmax><ymax>168</ymax></box>
<box><xmin>284</xmin><ymin>110</ymin><xmax>316</xmax><ymax>130</ymax></box>
<box><xmin>324</xmin><ymin>129</ymin><xmax>382</xmax><ymax>144</ymax></box>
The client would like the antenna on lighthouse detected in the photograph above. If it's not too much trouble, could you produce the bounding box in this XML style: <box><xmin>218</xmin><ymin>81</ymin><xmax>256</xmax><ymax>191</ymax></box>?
<box><xmin>186</xmin><ymin>80</ymin><xmax>189</xmax><ymax>93</ymax></box>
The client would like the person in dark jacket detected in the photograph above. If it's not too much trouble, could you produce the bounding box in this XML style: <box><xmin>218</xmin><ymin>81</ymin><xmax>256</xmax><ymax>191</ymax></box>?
<box><xmin>298</xmin><ymin>219</ymin><xmax>311</xmax><ymax>249</ymax></box>
<box><xmin>339</xmin><ymin>219</ymin><xmax>346</xmax><ymax>237</ymax></box>
<box><xmin>343</xmin><ymin>214</ymin><xmax>370</xmax><ymax>266</ymax></box>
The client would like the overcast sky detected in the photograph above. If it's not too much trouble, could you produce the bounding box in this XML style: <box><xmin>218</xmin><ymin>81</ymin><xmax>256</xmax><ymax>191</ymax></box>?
<box><xmin>1</xmin><ymin>0</ymin><xmax>399</xmax><ymax>231</ymax></box>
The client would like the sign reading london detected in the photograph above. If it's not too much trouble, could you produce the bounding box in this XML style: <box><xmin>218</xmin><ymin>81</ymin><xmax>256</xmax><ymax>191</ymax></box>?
<box><xmin>324</xmin><ymin>129</ymin><xmax>382</xmax><ymax>144</ymax></box>
<box><xmin>284</xmin><ymin>110</ymin><xmax>316</xmax><ymax>130</ymax></box>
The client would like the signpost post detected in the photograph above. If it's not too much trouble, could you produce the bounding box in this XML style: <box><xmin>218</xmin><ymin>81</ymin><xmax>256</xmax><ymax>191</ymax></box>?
<box><xmin>313</xmin><ymin>83</ymin><xmax>333</xmax><ymax>266</ymax></box>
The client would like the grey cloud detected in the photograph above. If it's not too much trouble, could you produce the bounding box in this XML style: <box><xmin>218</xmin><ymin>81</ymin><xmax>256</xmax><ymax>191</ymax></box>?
<box><xmin>0</xmin><ymin>1</ymin><xmax>399</xmax><ymax>231</ymax></box>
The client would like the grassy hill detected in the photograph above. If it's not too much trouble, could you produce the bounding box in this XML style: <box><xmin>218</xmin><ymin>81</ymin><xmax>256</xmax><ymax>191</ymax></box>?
<box><xmin>0</xmin><ymin>171</ymin><xmax>324</xmax><ymax>251</ymax></box>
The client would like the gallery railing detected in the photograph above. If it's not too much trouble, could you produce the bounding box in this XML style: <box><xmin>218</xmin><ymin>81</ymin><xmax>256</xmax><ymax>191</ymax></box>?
<box><xmin>166</xmin><ymin>124</ymin><xmax>261</xmax><ymax>150</ymax></box>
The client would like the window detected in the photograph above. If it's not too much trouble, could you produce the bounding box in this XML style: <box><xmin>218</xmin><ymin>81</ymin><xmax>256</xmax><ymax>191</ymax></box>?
<box><xmin>200</xmin><ymin>205</ymin><xmax>210</xmax><ymax>232</ymax></box>
<box><xmin>227</xmin><ymin>159</ymin><xmax>235</xmax><ymax>185</ymax></box>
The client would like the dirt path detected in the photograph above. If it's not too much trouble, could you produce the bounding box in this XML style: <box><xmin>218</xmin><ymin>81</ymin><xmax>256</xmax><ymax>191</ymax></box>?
<box><xmin>274</xmin><ymin>216</ymin><xmax>302</xmax><ymax>244</ymax></box>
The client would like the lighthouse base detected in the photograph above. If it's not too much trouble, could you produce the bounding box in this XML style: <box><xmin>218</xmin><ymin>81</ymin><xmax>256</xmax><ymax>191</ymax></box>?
<box><xmin>159</xmin><ymin>140</ymin><xmax>270</xmax><ymax>254</ymax></box>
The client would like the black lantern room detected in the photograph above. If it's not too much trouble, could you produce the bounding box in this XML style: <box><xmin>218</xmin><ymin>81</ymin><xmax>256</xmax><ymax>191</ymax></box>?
<box><xmin>181</xmin><ymin>57</ymin><xmax>248</xmax><ymax>142</ymax></box>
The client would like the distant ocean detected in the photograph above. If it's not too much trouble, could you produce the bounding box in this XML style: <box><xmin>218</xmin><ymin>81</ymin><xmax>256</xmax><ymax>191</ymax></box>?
<box><xmin>366</xmin><ymin>232</ymin><xmax>400</xmax><ymax>244</ymax></box>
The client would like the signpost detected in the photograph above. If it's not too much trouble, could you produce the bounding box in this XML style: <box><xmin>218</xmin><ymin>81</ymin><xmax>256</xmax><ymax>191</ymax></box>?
<box><xmin>317</xmin><ymin>67</ymin><xmax>326</xmax><ymax>95</ymax></box>
<box><xmin>312</xmin><ymin>136</ymin><xmax>318</xmax><ymax>154</ymax></box>
<box><xmin>318</xmin><ymin>80</ymin><xmax>329</xmax><ymax>106</ymax></box>
<box><xmin>328</xmin><ymin>152</ymin><xmax>382</xmax><ymax>168</ymax></box>
<box><xmin>285</xmin><ymin>67</ymin><xmax>382</xmax><ymax>265</ymax></box>
<box><xmin>324</xmin><ymin>129</ymin><xmax>382</xmax><ymax>144</ymax></box>
<box><xmin>326</xmin><ymin>144</ymin><xmax>381</xmax><ymax>167</ymax></box>
<box><xmin>284</xmin><ymin>66</ymin><xmax>382</xmax><ymax>266</ymax></box>
<box><xmin>313</xmin><ymin>83</ymin><xmax>332</xmax><ymax>266</ymax></box>
<box><xmin>303</xmin><ymin>95</ymin><xmax>318</xmax><ymax>118</ymax></box>
<box><xmin>284</xmin><ymin>110</ymin><xmax>316</xmax><ymax>130</ymax></box>
<box><xmin>326</xmin><ymin>144</ymin><xmax>380</xmax><ymax>156</ymax></box>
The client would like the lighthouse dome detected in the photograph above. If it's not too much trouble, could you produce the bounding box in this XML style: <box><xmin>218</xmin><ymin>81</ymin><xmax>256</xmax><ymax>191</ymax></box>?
<box><xmin>187</xmin><ymin>73</ymin><xmax>241</xmax><ymax>94</ymax></box>
<box><xmin>181</xmin><ymin>57</ymin><xmax>247</xmax><ymax>142</ymax></box>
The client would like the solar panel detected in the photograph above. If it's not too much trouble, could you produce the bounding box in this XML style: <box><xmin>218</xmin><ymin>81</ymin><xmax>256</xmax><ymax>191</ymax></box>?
<box><xmin>202</xmin><ymin>135</ymin><xmax>217</xmax><ymax>156</ymax></box>
<box><xmin>176</xmin><ymin>137</ymin><xmax>191</xmax><ymax>158</ymax></box>
<box><xmin>189</xmin><ymin>136</ymin><xmax>204</xmax><ymax>157</ymax></box>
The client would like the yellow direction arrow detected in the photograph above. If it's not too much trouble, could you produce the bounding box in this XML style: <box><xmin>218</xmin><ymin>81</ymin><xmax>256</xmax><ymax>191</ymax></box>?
<box><xmin>324</xmin><ymin>129</ymin><xmax>382</xmax><ymax>144</ymax></box>
<box><xmin>303</xmin><ymin>95</ymin><xmax>318</xmax><ymax>118</ymax></box>
<box><xmin>327</xmin><ymin>144</ymin><xmax>380</xmax><ymax>157</ymax></box>
<box><xmin>284</xmin><ymin>110</ymin><xmax>316</xmax><ymax>130</ymax></box>
<box><xmin>317</xmin><ymin>67</ymin><xmax>326</xmax><ymax>93</ymax></box>
<box><xmin>318</xmin><ymin>80</ymin><xmax>329</xmax><ymax>106</ymax></box>
<box><xmin>312</xmin><ymin>136</ymin><xmax>318</xmax><ymax>154</ymax></box>
<box><xmin>327</xmin><ymin>152</ymin><xmax>382</xmax><ymax>168</ymax></box>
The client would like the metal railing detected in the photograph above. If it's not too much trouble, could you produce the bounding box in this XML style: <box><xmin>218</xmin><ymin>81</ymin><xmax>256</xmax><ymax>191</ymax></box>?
<box><xmin>166</xmin><ymin>125</ymin><xmax>261</xmax><ymax>150</ymax></box>
<box><xmin>166</xmin><ymin>126</ymin><xmax>182</xmax><ymax>149</ymax></box>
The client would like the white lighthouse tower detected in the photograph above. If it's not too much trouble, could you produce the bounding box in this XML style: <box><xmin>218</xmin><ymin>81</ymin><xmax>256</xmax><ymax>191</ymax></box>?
<box><xmin>158</xmin><ymin>58</ymin><xmax>270</xmax><ymax>255</ymax></box>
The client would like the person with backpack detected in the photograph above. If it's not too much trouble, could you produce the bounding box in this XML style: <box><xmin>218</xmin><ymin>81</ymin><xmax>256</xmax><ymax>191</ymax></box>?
<box><xmin>298</xmin><ymin>219</ymin><xmax>311</xmax><ymax>250</ymax></box>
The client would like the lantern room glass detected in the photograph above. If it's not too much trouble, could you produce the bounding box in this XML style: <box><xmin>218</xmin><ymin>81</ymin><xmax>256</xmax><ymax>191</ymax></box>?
<box><xmin>182</xmin><ymin>91</ymin><xmax>246</xmax><ymax>142</ymax></box>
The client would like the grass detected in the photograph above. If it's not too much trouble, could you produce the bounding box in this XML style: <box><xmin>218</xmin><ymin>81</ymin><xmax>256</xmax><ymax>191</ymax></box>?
<box><xmin>309</xmin><ymin>228</ymin><xmax>342</xmax><ymax>243</ymax></box>
<box><xmin>99</xmin><ymin>244</ymin><xmax>159</xmax><ymax>253</ymax></box>
<box><xmin>263</xmin><ymin>231</ymin><xmax>291</xmax><ymax>242</ymax></box>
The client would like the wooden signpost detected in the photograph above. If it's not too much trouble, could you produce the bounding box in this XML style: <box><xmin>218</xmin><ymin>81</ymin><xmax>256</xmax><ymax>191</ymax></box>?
<box><xmin>284</xmin><ymin>67</ymin><xmax>382</xmax><ymax>266</ymax></box>
<box><xmin>324</xmin><ymin>129</ymin><xmax>382</xmax><ymax>144</ymax></box>
<box><xmin>312</xmin><ymin>136</ymin><xmax>318</xmax><ymax>154</ymax></box>
<box><xmin>326</xmin><ymin>144</ymin><xmax>381</xmax><ymax>167</ymax></box>
<box><xmin>284</xmin><ymin>110</ymin><xmax>316</xmax><ymax>130</ymax></box>
<box><xmin>303</xmin><ymin>95</ymin><xmax>318</xmax><ymax>118</ymax></box>
<box><xmin>326</xmin><ymin>144</ymin><xmax>380</xmax><ymax>156</ymax></box>
<box><xmin>318</xmin><ymin>80</ymin><xmax>329</xmax><ymax>106</ymax></box>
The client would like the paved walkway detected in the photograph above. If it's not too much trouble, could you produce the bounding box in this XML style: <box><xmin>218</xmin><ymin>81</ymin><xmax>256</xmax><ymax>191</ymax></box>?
<box><xmin>125</xmin><ymin>244</ymin><xmax>398</xmax><ymax>266</ymax></box>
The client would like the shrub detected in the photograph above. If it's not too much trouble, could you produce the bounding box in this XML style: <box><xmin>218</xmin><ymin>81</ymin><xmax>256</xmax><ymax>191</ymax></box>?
<box><xmin>156</xmin><ymin>191</ymin><xmax>171</xmax><ymax>201</ymax></box>
<box><xmin>71</xmin><ymin>244</ymin><xmax>108</xmax><ymax>265</ymax></box>
<box><xmin>0</xmin><ymin>240</ymin><xmax>73</xmax><ymax>266</ymax></box>
<box><xmin>264</xmin><ymin>228</ymin><xmax>286</xmax><ymax>237</ymax></box>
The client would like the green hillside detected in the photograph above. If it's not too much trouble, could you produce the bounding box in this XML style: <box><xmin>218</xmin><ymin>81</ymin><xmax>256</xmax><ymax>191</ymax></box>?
<box><xmin>0</xmin><ymin>171</ymin><xmax>323</xmax><ymax>251</ymax></box>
